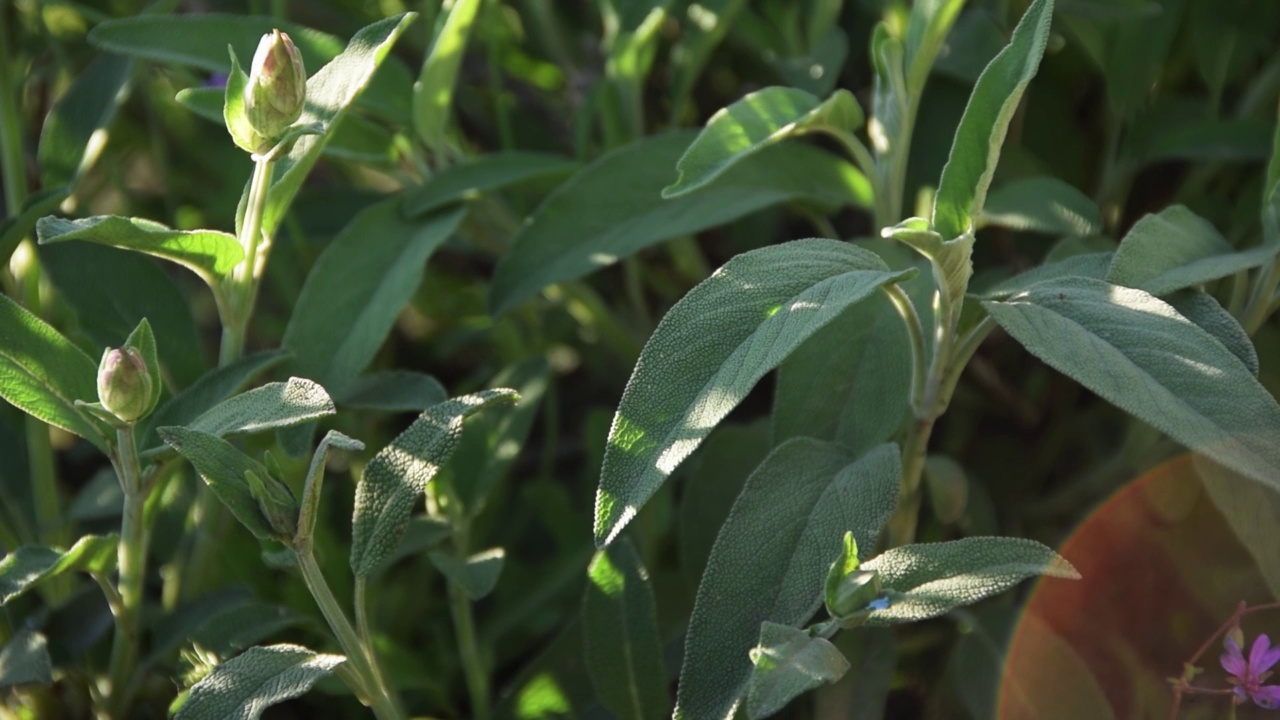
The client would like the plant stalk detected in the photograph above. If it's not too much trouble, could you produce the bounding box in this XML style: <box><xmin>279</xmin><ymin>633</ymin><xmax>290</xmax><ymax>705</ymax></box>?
<box><xmin>220</xmin><ymin>156</ymin><xmax>274</xmax><ymax>365</ymax></box>
<box><xmin>448</xmin><ymin>524</ymin><xmax>490</xmax><ymax>720</ymax></box>
<box><xmin>106</xmin><ymin>425</ymin><xmax>147</xmax><ymax>718</ymax></box>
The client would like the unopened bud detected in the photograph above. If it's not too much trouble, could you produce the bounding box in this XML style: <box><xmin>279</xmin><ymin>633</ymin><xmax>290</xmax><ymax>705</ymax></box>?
<box><xmin>826</xmin><ymin>569</ymin><xmax>883</xmax><ymax>620</ymax></box>
<box><xmin>246</xmin><ymin>468</ymin><xmax>298</xmax><ymax>540</ymax></box>
<box><xmin>97</xmin><ymin>348</ymin><xmax>153</xmax><ymax>423</ymax></box>
<box><xmin>244</xmin><ymin>29</ymin><xmax>306</xmax><ymax>141</ymax></box>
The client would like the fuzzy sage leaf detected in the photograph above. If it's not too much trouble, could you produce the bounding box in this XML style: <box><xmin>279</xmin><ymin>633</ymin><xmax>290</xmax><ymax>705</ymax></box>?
<box><xmin>174</xmin><ymin>644</ymin><xmax>345</xmax><ymax>720</ymax></box>
<box><xmin>0</xmin><ymin>535</ymin><xmax>119</xmax><ymax>604</ymax></box>
<box><xmin>186</xmin><ymin>377</ymin><xmax>335</xmax><ymax>438</ymax></box>
<box><xmin>0</xmin><ymin>630</ymin><xmax>52</xmax><ymax>688</ymax></box>
<box><xmin>746</xmin><ymin>623</ymin><xmax>849</xmax><ymax>720</ymax></box>
<box><xmin>158</xmin><ymin>426</ymin><xmax>281</xmax><ymax>541</ymax></box>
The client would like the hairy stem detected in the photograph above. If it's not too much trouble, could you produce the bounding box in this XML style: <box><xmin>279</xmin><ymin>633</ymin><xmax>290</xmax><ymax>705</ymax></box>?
<box><xmin>449</xmin><ymin>578</ymin><xmax>490</xmax><ymax>720</ymax></box>
<box><xmin>219</xmin><ymin>156</ymin><xmax>274</xmax><ymax>365</ymax></box>
<box><xmin>106</xmin><ymin>425</ymin><xmax>147</xmax><ymax>718</ymax></box>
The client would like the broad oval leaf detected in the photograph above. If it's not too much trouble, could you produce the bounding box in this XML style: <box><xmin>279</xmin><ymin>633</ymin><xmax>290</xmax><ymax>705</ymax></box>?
<box><xmin>594</xmin><ymin>239</ymin><xmax>913</xmax><ymax>546</ymax></box>
<box><xmin>284</xmin><ymin>200</ymin><xmax>465</xmax><ymax>395</ymax></box>
<box><xmin>187</xmin><ymin>377</ymin><xmax>335</xmax><ymax>438</ymax></box>
<box><xmin>1106</xmin><ymin>205</ymin><xmax>1279</xmax><ymax>296</ymax></box>
<box><xmin>0</xmin><ymin>294</ymin><xmax>107</xmax><ymax>451</ymax></box>
<box><xmin>663</xmin><ymin>87</ymin><xmax>864</xmax><ymax>198</ymax></box>
<box><xmin>489</xmin><ymin>131</ymin><xmax>872</xmax><ymax>316</ymax></box>
<box><xmin>430</xmin><ymin>547</ymin><xmax>506</xmax><ymax>601</ymax></box>
<box><xmin>979</xmin><ymin>177</ymin><xmax>1102</xmax><ymax>236</ymax></box>
<box><xmin>746</xmin><ymin>623</ymin><xmax>849</xmax><ymax>720</ymax></box>
<box><xmin>158</xmin><ymin>427</ymin><xmax>279</xmax><ymax>541</ymax></box>
<box><xmin>863</xmin><ymin>537</ymin><xmax>1079</xmax><ymax>624</ymax></box>
<box><xmin>36</xmin><ymin>215</ymin><xmax>243</xmax><ymax>286</ymax></box>
<box><xmin>582</xmin><ymin>537</ymin><xmax>668</xmax><ymax>720</ymax></box>
<box><xmin>402</xmin><ymin>152</ymin><xmax>579</xmax><ymax>217</ymax></box>
<box><xmin>982</xmin><ymin>277</ymin><xmax>1280</xmax><ymax>488</ymax></box>
<box><xmin>349</xmin><ymin>389</ymin><xmax>518</xmax><ymax>578</ymax></box>
<box><xmin>932</xmin><ymin>0</ymin><xmax>1055</xmax><ymax>239</ymax></box>
<box><xmin>676</xmin><ymin>441</ymin><xmax>900</xmax><ymax>720</ymax></box>
<box><xmin>0</xmin><ymin>535</ymin><xmax>119</xmax><ymax>604</ymax></box>
<box><xmin>1166</xmin><ymin>291</ymin><xmax>1258</xmax><ymax>377</ymax></box>
<box><xmin>976</xmin><ymin>251</ymin><xmax>1112</xmax><ymax>301</ymax></box>
<box><xmin>0</xmin><ymin>630</ymin><xmax>53</xmax><ymax>688</ymax></box>
<box><xmin>174</xmin><ymin>644</ymin><xmax>345</xmax><ymax>720</ymax></box>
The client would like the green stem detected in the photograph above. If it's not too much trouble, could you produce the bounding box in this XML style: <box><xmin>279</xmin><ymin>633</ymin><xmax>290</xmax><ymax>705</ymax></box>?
<box><xmin>883</xmin><ymin>284</ymin><xmax>927</xmax><ymax>417</ymax></box>
<box><xmin>220</xmin><ymin>156</ymin><xmax>274</xmax><ymax>365</ymax></box>
<box><xmin>295</xmin><ymin>547</ymin><xmax>403</xmax><ymax>720</ymax></box>
<box><xmin>875</xmin><ymin>100</ymin><xmax>919</xmax><ymax>231</ymax></box>
<box><xmin>449</xmin><ymin>575</ymin><xmax>490</xmax><ymax>720</ymax></box>
<box><xmin>106</xmin><ymin>425</ymin><xmax>147</xmax><ymax>718</ymax></box>
<box><xmin>0</xmin><ymin>8</ymin><xmax>28</xmax><ymax>218</ymax></box>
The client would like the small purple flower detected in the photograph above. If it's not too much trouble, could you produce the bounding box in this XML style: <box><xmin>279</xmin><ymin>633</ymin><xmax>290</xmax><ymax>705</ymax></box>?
<box><xmin>1221</xmin><ymin>632</ymin><xmax>1280</xmax><ymax>708</ymax></box>
<box><xmin>205</xmin><ymin>72</ymin><xmax>229</xmax><ymax>90</ymax></box>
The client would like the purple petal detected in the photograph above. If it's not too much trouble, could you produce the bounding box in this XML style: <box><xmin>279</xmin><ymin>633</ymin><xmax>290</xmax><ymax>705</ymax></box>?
<box><xmin>1250</xmin><ymin>684</ymin><xmax>1280</xmax><ymax>709</ymax></box>
<box><xmin>1251</xmin><ymin>635</ymin><xmax>1276</xmax><ymax>674</ymax></box>
<box><xmin>1257</xmin><ymin>641</ymin><xmax>1280</xmax><ymax>675</ymax></box>
<box><xmin>1224</xmin><ymin>650</ymin><xmax>1249</xmax><ymax>678</ymax></box>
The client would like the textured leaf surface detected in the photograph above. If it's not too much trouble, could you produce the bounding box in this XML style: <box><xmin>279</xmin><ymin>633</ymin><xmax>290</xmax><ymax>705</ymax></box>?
<box><xmin>582</xmin><ymin>538</ymin><xmax>668</xmax><ymax>720</ymax></box>
<box><xmin>349</xmin><ymin>389</ymin><xmax>518</xmax><ymax>578</ymax></box>
<box><xmin>187</xmin><ymin>377</ymin><xmax>335</xmax><ymax>438</ymax></box>
<box><xmin>0</xmin><ymin>630</ymin><xmax>52</xmax><ymax>688</ymax></box>
<box><xmin>932</xmin><ymin>0</ymin><xmax>1055</xmax><ymax>239</ymax></box>
<box><xmin>663</xmin><ymin>87</ymin><xmax>863</xmax><ymax>197</ymax></box>
<box><xmin>37</xmin><ymin>54</ymin><xmax>133</xmax><ymax>188</ymax></box>
<box><xmin>863</xmin><ymin>537</ymin><xmax>1078</xmax><ymax>624</ymax></box>
<box><xmin>402</xmin><ymin>152</ymin><xmax>578</xmax><ymax>217</ymax></box>
<box><xmin>36</xmin><ymin>215</ymin><xmax>242</xmax><ymax>286</ymax></box>
<box><xmin>0</xmin><ymin>294</ymin><xmax>106</xmax><ymax>451</ymax></box>
<box><xmin>284</xmin><ymin>200</ymin><xmax>464</xmax><ymax>395</ymax></box>
<box><xmin>676</xmin><ymin>442</ymin><xmax>900</xmax><ymax>720</ymax></box>
<box><xmin>1106</xmin><ymin>205</ymin><xmax>1278</xmax><ymax>296</ymax></box>
<box><xmin>412</xmin><ymin>0</ymin><xmax>482</xmax><ymax>147</ymax></box>
<box><xmin>980</xmin><ymin>177</ymin><xmax>1102</xmax><ymax>236</ymax></box>
<box><xmin>335</xmin><ymin>371</ymin><xmax>447</xmax><ymax>412</ymax></box>
<box><xmin>158</xmin><ymin>427</ymin><xmax>278</xmax><ymax>540</ymax></box>
<box><xmin>1166</xmin><ymin>291</ymin><xmax>1258</xmax><ymax>377</ymax></box>
<box><xmin>678</xmin><ymin>422</ymin><xmax>771</xmax><ymax>581</ymax></box>
<box><xmin>489</xmin><ymin>132</ymin><xmax>872</xmax><ymax>315</ymax></box>
<box><xmin>174</xmin><ymin>644</ymin><xmax>344</xmax><ymax>720</ymax></box>
<box><xmin>977</xmin><ymin>252</ymin><xmax>1111</xmax><ymax>300</ymax></box>
<box><xmin>746</xmin><ymin>623</ymin><xmax>849</xmax><ymax>720</ymax></box>
<box><xmin>594</xmin><ymin>239</ymin><xmax>911</xmax><ymax>546</ymax></box>
<box><xmin>429</xmin><ymin>548</ymin><xmax>506</xmax><ymax>600</ymax></box>
<box><xmin>983</xmin><ymin>277</ymin><xmax>1280</xmax><ymax>488</ymax></box>
<box><xmin>1197</xmin><ymin>456</ymin><xmax>1280</xmax><ymax>598</ymax></box>
<box><xmin>0</xmin><ymin>535</ymin><xmax>118</xmax><ymax>604</ymax></box>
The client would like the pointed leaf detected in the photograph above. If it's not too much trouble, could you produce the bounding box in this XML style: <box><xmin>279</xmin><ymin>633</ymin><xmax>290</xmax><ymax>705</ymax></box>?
<box><xmin>0</xmin><ymin>535</ymin><xmax>119</xmax><ymax>604</ymax></box>
<box><xmin>158</xmin><ymin>427</ymin><xmax>278</xmax><ymax>541</ymax></box>
<box><xmin>335</xmin><ymin>371</ymin><xmax>447</xmax><ymax>412</ymax></box>
<box><xmin>187</xmin><ymin>377</ymin><xmax>335</xmax><ymax>438</ymax></box>
<box><xmin>979</xmin><ymin>177</ymin><xmax>1102</xmax><ymax>236</ymax></box>
<box><xmin>284</xmin><ymin>199</ymin><xmax>464</xmax><ymax>395</ymax></box>
<box><xmin>430</xmin><ymin>547</ymin><xmax>506</xmax><ymax>600</ymax></box>
<box><xmin>0</xmin><ymin>294</ymin><xmax>107</xmax><ymax>451</ymax></box>
<box><xmin>594</xmin><ymin>239</ymin><xmax>912</xmax><ymax>546</ymax></box>
<box><xmin>413</xmin><ymin>0</ymin><xmax>482</xmax><ymax>148</ymax></box>
<box><xmin>746</xmin><ymin>623</ymin><xmax>849</xmax><ymax>720</ymax></box>
<box><xmin>676</xmin><ymin>442</ymin><xmax>900</xmax><ymax>720</ymax></box>
<box><xmin>0</xmin><ymin>630</ymin><xmax>52</xmax><ymax>688</ymax></box>
<box><xmin>1197</xmin><ymin>456</ymin><xmax>1280</xmax><ymax>598</ymax></box>
<box><xmin>1166</xmin><ymin>291</ymin><xmax>1258</xmax><ymax>377</ymax></box>
<box><xmin>582</xmin><ymin>538</ymin><xmax>668</xmax><ymax>720</ymax></box>
<box><xmin>174</xmin><ymin>644</ymin><xmax>345</xmax><ymax>720</ymax></box>
<box><xmin>977</xmin><ymin>252</ymin><xmax>1111</xmax><ymax>300</ymax></box>
<box><xmin>1106</xmin><ymin>205</ymin><xmax>1279</xmax><ymax>296</ymax></box>
<box><xmin>903</xmin><ymin>0</ymin><xmax>968</xmax><ymax>92</ymax></box>
<box><xmin>349</xmin><ymin>389</ymin><xmax>519</xmax><ymax>578</ymax></box>
<box><xmin>402</xmin><ymin>152</ymin><xmax>579</xmax><ymax>217</ymax></box>
<box><xmin>863</xmin><ymin>537</ymin><xmax>1079</xmax><ymax>624</ymax></box>
<box><xmin>932</xmin><ymin>0</ymin><xmax>1055</xmax><ymax>239</ymax></box>
<box><xmin>663</xmin><ymin>87</ymin><xmax>864</xmax><ymax>198</ymax></box>
<box><xmin>123</xmin><ymin>318</ymin><xmax>162</xmax><ymax>417</ymax></box>
<box><xmin>37</xmin><ymin>54</ymin><xmax>133</xmax><ymax>188</ymax></box>
<box><xmin>678</xmin><ymin>421</ymin><xmax>771</xmax><ymax>580</ymax></box>
<box><xmin>36</xmin><ymin>215</ymin><xmax>242</xmax><ymax>286</ymax></box>
<box><xmin>983</xmin><ymin>277</ymin><xmax>1280</xmax><ymax>490</ymax></box>
<box><xmin>489</xmin><ymin>132</ymin><xmax>872</xmax><ymax>316</ymax></box>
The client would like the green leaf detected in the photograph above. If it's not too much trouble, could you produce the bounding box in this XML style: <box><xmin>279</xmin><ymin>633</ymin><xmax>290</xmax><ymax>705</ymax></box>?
<box><xmin>174</xmin><ymin>644</ymin><xmax>345</xmax><ymax>720</ymax></box>
<box><xmin>0</xmin><ymin>535</ymin><xmax>119</xmax><ymax>604</ymax></box>
<box><xmin>1166</xmin><ymin>291</ymin><xmax>1258</xmax><ymax>377</ymax></box>
<box><xmin>36</xmin><ymin>215</ymin><xmax>243</xmax><ymax>287</ymax></box>
<box><xmin>1097</xmin><ymin>0</ymin><xmax>1185</xmax><ymax>118</ymax></box>
<box><xmin>745</xmin><ymin>623</ymin><xmax>849</xmax><ymax>720</ymax></box>
<box><xmin>772</xmin><ymin>28</ymin><xmax>849</xmax><ymax>97</ymax></box>
<box><xmin>678</xmin><ymin>421</ymin><xmax>771</xmax><ymax>581</ymax></box>
<box><xmin>37</xmin><ymin>54</ymin><xmax>133</xmax><ymax>188</ymax></box>
<box><xmin>158</xmin><ymin>427</ymin><xmax>279</xmax><ymax>541</ymax></box>
<box><xmin>0</xmin><ymin>630</ymin><xmax>52</xmax><ymax>688</ymax></box>
<box><xmin>822</xmin><ymin>628</ymin><xmax>897</xmax><ymax>720</ymax></box>
<box><xmin>1106</xmin><ymin>205</ymin><xmax>1278</xmax><ymax>296</ymax></box>
<box><xmin>668</xmin><ymin>0</ymin><xmax>750</xmax><ymax>121</ymax></box>
<box><xmin>334</xmin><ymin>371</ymin><xmax>447</xmax><ymax>412</ymax></box>
<box><xmin>923</xmin><ymin>455</ymin><xmax>969</xmax><ymax>524</ymax></box>
<box><xmin>284</xmin><ymin>200</ymin><xmax>464</xmax><ymax>395</ymax></box>
<box><xmin>932</xmin><ymin>0</ymin><xmax>1055</xmax><ymax>240</ymax></box>
<box><xmin>594</xmin><ymin>239</ymin><xmax>912</xmax><ymax>546</ymax></box>
<box><xmin>1197</xmin><ymin>455</ymin><xmax>1280</xmax><ymax>598</ymax></box>
<box><xmin>977</xmin><ymin>251</ymin><xmax>1111</xmax><ymax>300</ymax></box>
<box><xmin>413</xmin><ymin>0</ymin><xmax>482</xmax><ymax>148</ymax></box>
<box><xmin>186</xmin><ymin>377</ymin><xmax>335</xmax><ymax>438</ymax></box>
<box><xmin>676</xmin><ymin>441</ymin><xmax>900</xmax><ymax>720</ymax></box>
<box><xmin>663</xmin><ymin>87</ymin><xmax>864</xmax><ymax>198</ymax></box>
<box><xmin>349</xmin><ymin>389</ymin><xmax>519</xmax><ymax>578</ymax></box>
<box><xmin>1136</xmin><ymin>118</ymin><xmax>1272</xmax><ymax>163</ymax></box>
<box><xmin>582</xmin><ymin>537</ymin><xmax>668</xmax><ymax>720</ymax></box>
<box><xmin>87</xmin><ymin>14</ymin><xmax>412</xmax><ymax>123</ymax></box>
<box><xmin>367</xmin><ymin>516</ymin><xmax>454</xmax><ymax>579</ymax></box>
<box><xmin>39</xmin><ymin>243</ymin><xmax>206</xmax><ymax>388</ymax></box>
<box><xmin>0</xmin><ymin>294</ymin><xmax>107</xmax><ymax>451</ymax></box>
<box><xmin>430</xmin><ymin>547</ymin><xmax>505</xmax><ymax>600</ymax></box>
<box><xmin>489</xmin><ymin>131</ymin><xmax>873</xmax><ymax>316</ymax></box>
<box><xmin>402</xmin><ymin>152</ymin><xmax>579</xmax><ymax>217</ymax></box>
<box><xmin>148</xmin><ymin>588</ymin><xmax>303</xmax><ymax>664</ymax></box>
<box><xmin>0</xmin><ymin>188</ymin><xmax>70</xmax><ymax>267</ymax></box>
<box><xmin>982</xmin><ymin>277</ymin><xmax>1280</xmax><ymax>490</ymax></box>
<box><xmin>260</xmin><ymin>14</ymin><xmax>418</xmax><ymax>239</ymax></box>
<box><xmin>903</xmin><ymin>0</ymin><xmax>969</xmax><ymax>92</ymax></box>
<box><xmin>863</xmin><ymin>537</ymin><xmax>1078</xmax><ymax>624</ymax></box>
<box><xmin>979</xmin><ymin>177</ymin><xmax>1102</xmax><ymax>236</ymax></box>
<box><xmin>222</xmin><ymin>47</ymin><xmax>266</xmax><ymax>155</ymax></box>
<box><xmin>882</xmin><ymin>219</ymin><xmax>974</xmax><ymax>332</ymax></box>
<box><xmin>122</xmin><ymin>318</ymin><xmax>163</xmax><ymax>417</ymax></box>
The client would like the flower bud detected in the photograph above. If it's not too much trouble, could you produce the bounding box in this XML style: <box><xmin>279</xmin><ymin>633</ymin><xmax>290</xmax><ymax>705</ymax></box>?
<box><xmin>244</xmin><ymin>29</ymin><xmax>306</xmax><ymax>141</ymax></box>
<box><xmin>97</xmin><ymin>347</ymin><xmax>154</xmax><ymax>423</ymax></box>
<box><xmin>246</xmin><ymin>468</ymin><xmax>299</xmax><ymax>541</ymax></box>
<box><xmin>826</xmin><ymin>569</ymin><xmax>883</xmax><ymax>620</ymax></box>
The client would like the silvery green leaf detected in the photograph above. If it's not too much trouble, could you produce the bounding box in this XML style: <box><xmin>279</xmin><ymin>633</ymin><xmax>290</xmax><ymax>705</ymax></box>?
<box><xmin>582</xmin><ymin>537</ymin><xmax>668</xmax><ymax>720</ymax></box>
<box><xmin>349</xmin><ymin>389</ymin><xmax>518</xmax><ymax>578</ymax></box>
<box><xmin>429</xmin><ymin>547</ymin><xmax>505</xmax><ymax>600</ymax></box>
<box><xmin>0</xmin><ymin>535</ymin><xmax>118</xmax><ymax>604</ymax></box>
<box><xmin>0</xmin><ymin>630</ymin><xmax>52</xmax><ymax>688</ymax></box>
<box><xmin>863</xmin><ymin>537</ymin><xmax>1079</xmax><ymax>624</ymax></box>
<box><xmin>1106</xmin><ymin>205</ymin><xmax>1279</xmax><ymax>296</ymax></box>
<box><xmin>903</xmin><ymin>0</ymin><xmax>968</xmax><ymax>92</ymax></box>
<box><xmin>678</xmin><ymin>421</ymin><xmax>771</xmax><ymax>582</ymax></box>
<box><xmin>676</xmin><ymin>441</ymin><xmax>899</xmax><ymax>720</ymax></box>
<box><xmin>983</xmin><ymin>277</ymin><xmax>1280</xmax><ymax>488</ymax></box>
<box><xmin>1166</xmin><ymin>291</ymin><xmax>1258</xmax><ymax>377</ymax></box>
<box><xmin>746</xmin><ymin>623</ymin><xmax>849</xmax><ymax>720</ymax></box>
<box><xmin>122</xmin><ymin>318</ymin><xmax>162</xmax><ymax>418</ymax></box>
<box><xmin>594</xmin><ymin>239</ymin><xmax>913</xmax><ymax>546</ymax></box>
<box><xmin>187</xmin><ymin>377</ymin><xmax>335</xmax><ymax>438</ymax></box>
<box><xmin>976</xmin><ymin>252</ymin><xmax>1111</xmax><ymax>300</ymax></box>
<box><xmin>158</xmin><ymin>427</ymin><xmax>279</xmax><ymax>541</ymax></box>
<box><xmin>979</xmin><ymin>177</ymin><xmax>1102</xmax><ymax>236</ymax></box>
<box><xmin>174</xmin><ymin>644</ymin><xmax>345</xmax><ymax>720</ymax></box>
<box><xmin>932</xmin><ymin>0</ymin><xmax>1055</xmax><ymax>239</ymax></box>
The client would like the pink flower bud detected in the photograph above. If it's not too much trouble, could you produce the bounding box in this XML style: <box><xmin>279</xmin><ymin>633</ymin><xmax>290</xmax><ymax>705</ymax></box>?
<box><xmin>97</xmin><ymin>347</ymin><xmax>153</xmax><ymax>423</ymax></box>
<box><xmin>244</xmin><ymin>29</ymin><xmax>306</xmax><ymax>141</ymax></box>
